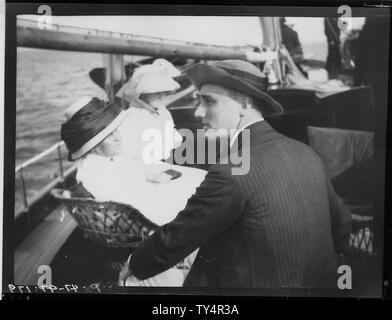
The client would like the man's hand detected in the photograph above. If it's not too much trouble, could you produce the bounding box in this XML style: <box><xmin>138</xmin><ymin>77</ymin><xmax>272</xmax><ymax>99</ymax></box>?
<box><xmin>118</xmin><ymin>259</ymin><xmax>134</xmax><ymax>286</ymax></box>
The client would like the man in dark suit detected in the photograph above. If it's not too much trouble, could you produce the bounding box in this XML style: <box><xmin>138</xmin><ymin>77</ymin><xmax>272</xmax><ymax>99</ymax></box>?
<box><xmin>120</xmin><ymin>60</ymin><xmax>352</xmax><ymax>288</ymax></box>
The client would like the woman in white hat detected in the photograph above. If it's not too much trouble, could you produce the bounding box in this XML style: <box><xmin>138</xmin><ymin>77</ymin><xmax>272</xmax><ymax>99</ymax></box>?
<box><xmin>114</xmin><ymin>62</ymin><xmax>207</xmax><ymax>207</ymax></box>
<box><xmin>115</xmin><ymin>62</ymin><xmax>183</xmax><ymax>166</ymax></box>
<box><xmin>61</xmin><ymin>94</ymin><xmax>206</xmax><ymax>225</ymax></box>
<box><xmin>61</xmin><ymin>94</ymin><xmax>203</xmax><ymax>286</ymax></box>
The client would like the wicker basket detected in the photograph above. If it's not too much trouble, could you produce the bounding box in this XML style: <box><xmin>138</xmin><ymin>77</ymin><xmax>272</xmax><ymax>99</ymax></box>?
<box><xmin>51</xmin><ymin>188</ymin><xmax>158</xmax><ymax>248</ymax></box>
<box><xmin>349</xmin><ymin>214</ymin><xmax>374</xmax><ymax>260</ymax></box>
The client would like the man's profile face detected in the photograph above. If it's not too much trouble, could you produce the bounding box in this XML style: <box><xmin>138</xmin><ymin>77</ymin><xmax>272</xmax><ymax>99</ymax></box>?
<box><xmin>194</xmin><ymin>84</ymin><xmax>242</xmax><ymax>138</ymax></box>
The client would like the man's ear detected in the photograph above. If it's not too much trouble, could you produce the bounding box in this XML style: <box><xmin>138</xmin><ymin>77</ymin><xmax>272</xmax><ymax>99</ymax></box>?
<box><xmin>239</xmin><ymin>103</ymin><xmax>246</xmax><ymax>117</ymax></box>
<box><xmin>240</xmin><ymin>97</ymin><xmax>251</xmax><ymax>116</ymax></box>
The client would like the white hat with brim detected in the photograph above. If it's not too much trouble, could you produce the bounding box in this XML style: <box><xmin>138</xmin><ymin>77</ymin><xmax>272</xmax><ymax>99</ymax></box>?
<box><xmin>153</xmin><ymin>58</ymin><xmax>182</xmax><ymax>77</ymax></box>
<box><xmin>116</xmin><ymin>64</ymin><xmax>180</xmax><ymax>99</ymax></box>
<box><xmin>135</xmin><ymin>74</ymin><xmax>180</xmax><ymax>95</ymax></box>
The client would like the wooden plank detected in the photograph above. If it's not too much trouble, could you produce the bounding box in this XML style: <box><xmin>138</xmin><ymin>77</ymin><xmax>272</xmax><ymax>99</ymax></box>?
<box><xmin>14</xmin><ymin>207</ymin><xmax>77</xmax><ymax>285</ymax></box>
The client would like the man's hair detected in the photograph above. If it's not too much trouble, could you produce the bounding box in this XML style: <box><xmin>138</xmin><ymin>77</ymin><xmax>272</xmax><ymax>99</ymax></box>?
<box><xmin>224</xmin><ymin>86</ymin><xmax>263</xmax><ymax>115</ymax></box>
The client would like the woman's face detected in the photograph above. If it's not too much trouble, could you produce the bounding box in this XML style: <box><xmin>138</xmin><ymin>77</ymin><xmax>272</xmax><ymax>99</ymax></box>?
<box><xmin>93</xmin><ymin>129</ymin><xmax>122</xmax><ymax>158</ymax></box>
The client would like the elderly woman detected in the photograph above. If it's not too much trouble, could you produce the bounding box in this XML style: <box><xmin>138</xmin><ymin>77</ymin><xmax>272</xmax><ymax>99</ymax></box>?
<box><xmin>61</xmin><ymin>94</ymin><xmax>206</xmax><ymax>224</ymax></box>
<box><xmin>61</xmin><ymin>97</ymin><xmax>143</xmax><ymax>205</ymax></box>
<box><xmin>60</xmin><ymin>95</ymin><xmax>203</xmax><ymax>286</ymax></box>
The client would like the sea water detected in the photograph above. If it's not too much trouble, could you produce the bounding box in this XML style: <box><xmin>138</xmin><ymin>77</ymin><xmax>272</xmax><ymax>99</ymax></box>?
<box><xmin>15</xmin><ymin>48</ymin><xmax>107</xmax><ymax>215</ymax></box>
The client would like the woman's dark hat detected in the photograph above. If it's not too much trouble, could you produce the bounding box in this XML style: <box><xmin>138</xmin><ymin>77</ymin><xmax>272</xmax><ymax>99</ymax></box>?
<box><xmin>185</xmin><ymin>60</ymin><xmax>284</xmax><ymax>117</ymax></box>
<box><xmin>61</xmin><ymin>97</ymin><xmax>127</xmax><ymax>160</ymax></box>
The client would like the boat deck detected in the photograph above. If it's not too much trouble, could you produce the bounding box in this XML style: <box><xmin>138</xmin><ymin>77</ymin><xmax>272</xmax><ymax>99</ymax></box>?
<box><xmin>14</xmin><ymin>207</ymin><xmax>77</xmax><ymax>285</ymax></box>
<box><xmin>15</xmin><ymin>205</ymin><xmax>131</xmax><ymax>286</ymax></box>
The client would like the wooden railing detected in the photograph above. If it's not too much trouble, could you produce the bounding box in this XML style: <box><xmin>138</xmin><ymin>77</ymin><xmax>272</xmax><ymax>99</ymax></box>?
<box><xmin>16</xmin><ymin>18</ymin><xmax>272</xmax><ymax>62</ymax></box>
<box><xmin>15</xmin><ymin>142</ymin><xmax>77</xmax><ymax>218</ymax></box>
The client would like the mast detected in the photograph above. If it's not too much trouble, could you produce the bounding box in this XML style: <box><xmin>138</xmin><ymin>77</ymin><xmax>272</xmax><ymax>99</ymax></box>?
<box><xmin>260</xmin><ymin>17</ymin><xmax>283</xmax><ymax>83</ymax></box>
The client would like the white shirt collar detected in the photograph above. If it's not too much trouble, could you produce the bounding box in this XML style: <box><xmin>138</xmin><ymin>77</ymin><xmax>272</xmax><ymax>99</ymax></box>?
<box><xmin>229</xmin><ymin>118</ymin><xmax>264</xmax><ymax>148</ymax></box>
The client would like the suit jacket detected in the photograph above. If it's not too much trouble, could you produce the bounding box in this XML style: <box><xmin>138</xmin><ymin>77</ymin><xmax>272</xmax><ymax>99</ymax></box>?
<box><xmin>129</xmin><ymin>121</ymin><xmax>352</xmax><ymax>288</ymax></box>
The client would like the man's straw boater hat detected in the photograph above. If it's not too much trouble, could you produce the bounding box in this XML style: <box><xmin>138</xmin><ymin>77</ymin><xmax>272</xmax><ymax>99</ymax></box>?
<box><xmin>185</xmin><ymin>60</ymin><xmax>284</xmax><ymax>117</ymax></box>
<box><xmin>61</xmin><ymin>96</ymin><xmax>127</xmax><ymax>160</ymax></box>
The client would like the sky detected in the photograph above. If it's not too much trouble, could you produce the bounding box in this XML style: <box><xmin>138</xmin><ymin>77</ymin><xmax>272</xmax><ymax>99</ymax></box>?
<box><xmin>286</xmin><ymin>16</ymin><xmax>365</xmax><ymax>42</ymax></box>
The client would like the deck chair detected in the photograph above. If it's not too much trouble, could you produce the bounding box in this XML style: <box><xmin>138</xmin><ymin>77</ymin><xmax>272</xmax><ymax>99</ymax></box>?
<box><xmin>307</xmin><ymin>126</ymin><xmax>375</xmax><ymax>259</ymax></box>
<box><xmin>51</xmin><ymin>188</ymin><xmax>158</xmax><ymax>248</ymax></box>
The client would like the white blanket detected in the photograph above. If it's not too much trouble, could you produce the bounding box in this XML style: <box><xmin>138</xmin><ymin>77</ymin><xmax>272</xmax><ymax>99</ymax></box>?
<box><xmin>76</xmin><ymin>153</ymin><xmax>207</xmax><ymax>226</ymax></box>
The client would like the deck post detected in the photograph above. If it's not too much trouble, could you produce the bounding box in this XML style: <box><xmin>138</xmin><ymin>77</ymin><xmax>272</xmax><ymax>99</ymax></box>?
<box><xmin>57</xmin><ymin>144</ymin><xmax>65</xmax><ymax>181</ymax></box>
<box><xmin>103</xmin><ymin>53</ymin><xmax>124</xmax><ymax>102</ymax></box>
<box><xmin>260</xmin><ymin>17</ymin><xmax>283</xmax><ymax>83</ymax></box>
<box><xmin>20</xmin><ymin>168</ymin><xmax>29</xmax><ymax>211</ymax></box>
